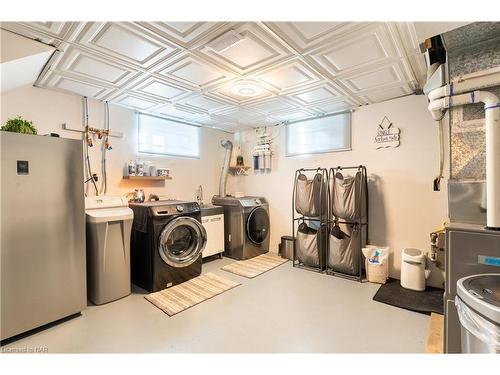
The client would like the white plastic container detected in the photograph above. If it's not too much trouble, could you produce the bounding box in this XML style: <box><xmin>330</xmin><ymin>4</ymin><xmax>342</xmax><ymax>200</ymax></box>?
<box><xmin>400</xmin><ymin>248</ymin><xmax>429</xmax><ymax>291</ymax></box>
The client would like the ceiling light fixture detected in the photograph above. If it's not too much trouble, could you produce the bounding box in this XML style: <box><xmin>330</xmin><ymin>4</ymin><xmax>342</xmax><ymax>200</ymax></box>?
<box><xmin>231</xmin><ymin>80</ymin><xmax>263</xmax><ymax>97</ymax></box>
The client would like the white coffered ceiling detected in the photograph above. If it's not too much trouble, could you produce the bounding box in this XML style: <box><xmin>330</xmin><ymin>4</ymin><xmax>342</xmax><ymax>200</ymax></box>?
<box><xmin>1</xmin><ymin>21</ymin><xmax>426</xmax><ymax>132</ymax></box>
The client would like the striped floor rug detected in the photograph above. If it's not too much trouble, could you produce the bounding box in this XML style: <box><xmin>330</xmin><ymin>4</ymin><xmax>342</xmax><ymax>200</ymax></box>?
<box><xmin>221</xmin><ymin>253</ymin><xmax>288</xmax><ymax>278</ymax></box>
<box><xmin>145</xmin><ymin>273</ymin><xmax>240</xmax><ymax>316</ymax></box>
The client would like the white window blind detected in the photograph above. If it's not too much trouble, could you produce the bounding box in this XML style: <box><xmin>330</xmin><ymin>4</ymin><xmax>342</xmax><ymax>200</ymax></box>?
<box><xmin>286</xmin><ymin>112</ymin><xmax>351</xmax><ymax>156</ymax></box>
<box><xmin>138</xmin><ymin>114</ymin><xmax>200</xmax><ymax>158</ymax></box>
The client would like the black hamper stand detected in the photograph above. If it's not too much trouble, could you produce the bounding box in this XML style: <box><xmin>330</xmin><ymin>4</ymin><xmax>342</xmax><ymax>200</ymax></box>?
<box><xmin>326</xmin><ymin>165</ymin><xmax>368</xmax><ymax>282</ymax></box>
<box><xmin>292</xmin><ymin>167</ymin><xmax>329</xmax><ymax>272</ymax></box>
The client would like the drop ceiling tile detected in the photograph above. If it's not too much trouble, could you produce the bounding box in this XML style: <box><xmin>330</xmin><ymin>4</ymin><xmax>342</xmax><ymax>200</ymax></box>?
<box><xmin>178</xmin><ymin>94</ymin><xmax>231</xmax><ymax>114</ymax></box>
<box><xmin>1</xmin><ymin>22</ymin><xmax>75</xmax><ymax>45</ymax></box>
<box><xmin>254</xmin><ymin>59</ymin><xmax>322</xmax><ymax>93</ymax></box>
<box><xmin>128</xmin><ymin>75</ymin><xmax>190</xmax><ymax>101</ymax></box>
<box><xmin>339</xmin><ymin>60</ymin><xmax>411</xmax><ymax>94</ymax></box>
<box><xmin>154</xmin><ymin>104</ymin><xmax>205</xmax><ymax>121</ymax></box>
<box><xmin>247</xmin><ymin>97</ymin><xmax>298</xmax><ymax>114</ymax></box>
<box><xmin>156</xmin><ymin>53</ymin><xmax>234</xmax><ymax>89</ymax></box>
<box><xmin>53</xmin><ymin>46</ymin><xmax>139</xmax><ymax>86</ymax></box>
<box><xmin>8</xmin><ymin>21</ymin><xmax>425</xmax><ymax>132</ymax></box>
<box><xmin>288</xmin><ymin>83</ymin><xmax>344</xmax><ymax>105</ymax></box>
<box><xmin>265</xmin><ymin>22</ymin><xmax>368</xmax><ymax>53</ymax></box>
<box><xmin>136</xmin><ymin>22</ymin><xmax>230</xmax><ymax>48</ymax></box>
<box><xmin>69</xmin><ymin>22</ymin><xmax>181</xmax><ymax>68</ymax></box>
<box><xmin>308</xmin><ymin>23</ymin><xmax>403</xmax><ymax>78</ymax></box>
<box><xmin>38</xmin><ymin>71</ymin><xmax>115</xmax><ymax>99</ymax></box>
<box><xmin>269</xmin><ymin>109</ymin><xmax>315</xmax><ymax>122</ymax></box>
<box><xmin>357</xmin><ymin>83</ymin><xmax>414</xmax><ymax>104</ymax></box>
<box><xmin>196</xmin><ymin>115</ymin><xmax>238</xmax><ymax>130</ymax></box>
<box><xmin>196</xmin><ymin>23</ymin><xmax>293</xmax><ymax>74</ymax></box>
<box><xmin>108</xmin><ymin>92</ymin><xmax>163</xmax><ymax>111</ymax></box>
<box><xmin>215</xmin><ymin>107</ymin><xmax>267</xmax><ymax>124</ymax></box>
<box><xmin>395</xmin><ymin>22</ymin><xmax>427</xmax><ymax>89</ymax></box>
<box><xmin>312</xmin><ymin>99</ymin><xmax>358</xmax><ymax>115</ymax></box>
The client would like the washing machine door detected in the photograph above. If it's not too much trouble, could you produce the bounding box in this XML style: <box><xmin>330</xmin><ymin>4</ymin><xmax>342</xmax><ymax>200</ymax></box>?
<box><xmin>158</xmin><ymin>217</ymin><xmax>207</xmax><ymax>268</ymax></box>
<box><xmin>246</xmin><ymin>206</ymin><xmax>270</xmax><ymax>245</ymax></box>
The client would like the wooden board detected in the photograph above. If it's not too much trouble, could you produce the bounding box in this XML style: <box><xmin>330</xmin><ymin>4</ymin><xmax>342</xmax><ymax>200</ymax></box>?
<box><xmin>426</xmin><ymin>312</ymin><xmax>444</xmax><ymax>354</ymax></box>
<box><xmin>123</xmin><ymin>176</ymin><xmax>172</xmax><ymax>180</ymax></box>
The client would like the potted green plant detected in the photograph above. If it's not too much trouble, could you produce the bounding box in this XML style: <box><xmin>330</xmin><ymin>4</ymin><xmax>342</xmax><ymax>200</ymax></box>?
<box><xmin>1</xmin><ymin>116</ymin><xmax>37</xmax><ymax>135</ymax></box>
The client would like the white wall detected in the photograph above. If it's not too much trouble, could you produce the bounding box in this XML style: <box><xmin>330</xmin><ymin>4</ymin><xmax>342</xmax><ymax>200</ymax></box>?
<box><xmin>234</xmin><ymin>95</ymin><xmax>448</xmax><ymax>287</ymax></box>
<box><xmin>1</xmin><ymin>87</ymin><xmax>448</xmax><ymax>286</ymax></box>
<box><xmin>0</xmin><ymin>85</ymin><xmax>235</xmax><ymax>202</ymax></box>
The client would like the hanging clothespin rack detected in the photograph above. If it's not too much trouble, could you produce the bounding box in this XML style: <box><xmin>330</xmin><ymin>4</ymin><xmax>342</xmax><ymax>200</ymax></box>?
<box><xmin>62</xmin><ymin>123</ymin><xmax>123</xmax><ymax>138</ymax></box>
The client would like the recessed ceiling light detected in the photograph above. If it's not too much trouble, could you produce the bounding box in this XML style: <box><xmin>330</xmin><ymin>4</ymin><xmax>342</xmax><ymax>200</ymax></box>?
<box><xmin>231</xmin><ymin>80</ymin><xmax>263</xmax><ymax>97</ymax></box>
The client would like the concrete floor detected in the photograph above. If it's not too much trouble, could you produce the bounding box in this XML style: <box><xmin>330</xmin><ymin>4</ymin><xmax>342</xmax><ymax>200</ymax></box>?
<box><xmin>1</xmin><ymin>257</ymin><xmax>429</xmax><ymax>353</ymax></box>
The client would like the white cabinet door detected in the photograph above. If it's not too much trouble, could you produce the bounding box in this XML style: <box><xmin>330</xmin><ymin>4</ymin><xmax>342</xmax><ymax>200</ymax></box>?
<box><xmin>201</xmin><ymin>214</ymin><xmax>224</xmax><ymax>258</ymax></box>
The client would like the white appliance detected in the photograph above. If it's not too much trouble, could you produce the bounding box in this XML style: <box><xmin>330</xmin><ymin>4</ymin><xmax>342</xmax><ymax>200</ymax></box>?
<box><xmin>201</xmin><ymin>210</ymin><xmax>225</xmax><ymax>258</ymax></box>
<box><xmin>400</xmin><ymin>248</ymin><xmax>430</xmax><ymax>291</ymax></box>
<box><xmin>85</xmin><ymin>196</ymin><xmax>133</xmax><ymax>305</ymax></box>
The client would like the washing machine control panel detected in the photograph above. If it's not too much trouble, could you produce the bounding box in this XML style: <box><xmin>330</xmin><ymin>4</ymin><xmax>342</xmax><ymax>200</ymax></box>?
<box><xmin>150</xmin><ymin>202</ymin><xmax>201</xmax><ymax>216</ymax></box>
<box><xmin>239</xmin><ymin>197</ymin><xmax>268</xmax><ymax>207</ymax></box>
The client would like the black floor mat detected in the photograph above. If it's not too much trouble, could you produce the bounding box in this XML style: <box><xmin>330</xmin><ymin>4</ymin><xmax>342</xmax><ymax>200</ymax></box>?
<box><xmin>373</xmin><ymin>278</ymin><xmax>444</xmax><ymax>315</ymax></box>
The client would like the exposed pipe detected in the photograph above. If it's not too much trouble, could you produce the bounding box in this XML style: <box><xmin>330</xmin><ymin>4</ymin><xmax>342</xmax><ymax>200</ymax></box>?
<box><xmin>428</xmin><ymin>89</ymin><xmax>500</xmax><ymax>229</ymax></box>
<box><xmin>428</xmin><ymin>71</ymin><xmax>500</xmax><ymax>101</ymax></box>
<box><xmin>218</xmin><ymin>140</ymin><xmax>233</xmax><ymax>197</ymax></box>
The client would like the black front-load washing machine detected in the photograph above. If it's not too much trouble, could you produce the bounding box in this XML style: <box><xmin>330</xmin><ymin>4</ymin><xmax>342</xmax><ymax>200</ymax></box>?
<box><xmin>129</xmin><ymin>200</ymin><xmax>207</xmax><ymax>292</ymax></box>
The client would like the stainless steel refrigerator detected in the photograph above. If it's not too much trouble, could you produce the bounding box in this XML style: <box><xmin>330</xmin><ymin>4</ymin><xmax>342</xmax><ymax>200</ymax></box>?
<box><xmin>1</xmin><ymin>131</ymin><xmax>86</xmax><ymax>341</ymax></box>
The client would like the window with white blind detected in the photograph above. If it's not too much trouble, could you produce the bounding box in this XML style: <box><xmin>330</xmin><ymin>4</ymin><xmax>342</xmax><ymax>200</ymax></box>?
<box><xmin>138</xmin><ymin>114</ymin><xmax>200</xmax><ymax>158</ymax></box>
<box><xmin>285</xmin><ymin>112</ymin><xmax>351</xmax><ymax>156</ymax></box>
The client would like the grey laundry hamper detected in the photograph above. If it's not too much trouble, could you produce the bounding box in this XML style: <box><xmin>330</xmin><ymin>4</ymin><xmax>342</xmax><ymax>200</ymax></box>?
<box><xmin>328</xmin><ymin>224</ymin><xmax>361</xmax><ymax>276</ymax></box>
<box><xmin>292</xmin><ymin>168</ymin><xmax>329</xmax><ymax>272</ymax></box>
<box><xmin>295</xmin><ymin>172</ymin><xmax>327</xmax><ymax>218</ymax></box>
<box><xmin>331</xmin><ymin>170</ymin><xmax>367</xmax><ymax>222</ymax></box>
<box><xmin>326</xmin><ymin>166</ymin><xmax>368</xmax><ymax>282</ymax></box>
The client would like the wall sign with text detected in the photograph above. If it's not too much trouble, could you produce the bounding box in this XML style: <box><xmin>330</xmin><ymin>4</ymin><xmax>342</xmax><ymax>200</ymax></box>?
<box><xmin>374</xmin><ymin>116</ymin><xmax>400</xmax><ymax>149</ymax></box>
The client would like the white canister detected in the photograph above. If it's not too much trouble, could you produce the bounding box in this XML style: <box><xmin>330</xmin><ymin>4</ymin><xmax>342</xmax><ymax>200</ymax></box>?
<box><xmin>143</xmin><ymin>161</ymin><xmax>151</xmax><ymax>176</ymax></box>
<box><xmin>258</xmin><ymin>151</ymin><xmax>265</xmax><ymax>171</ymax></box>
<box><xmin>149</xmin><ymin>165</ymin><xmax>157</xmax><ymax>177</ymax></box>
<box><xmin>264</xmin><ymin>150</ymin><xmax>271</xmax><ymax>170</ymax></box>
<box><xmin>400</xmin><ymin>248</ymin><xmax>428</xmax><ymax>291</ymax></box>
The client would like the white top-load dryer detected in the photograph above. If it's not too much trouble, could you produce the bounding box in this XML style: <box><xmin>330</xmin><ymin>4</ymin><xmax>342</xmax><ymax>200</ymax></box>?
<box><xmin>85</xmin><ymin>196</ymin><xmax>133</xmax><ymax>305</ymax></box>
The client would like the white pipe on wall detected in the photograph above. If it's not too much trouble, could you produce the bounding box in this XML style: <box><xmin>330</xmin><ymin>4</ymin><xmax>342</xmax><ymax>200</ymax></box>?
<box><xmin>477</xmin><ymin>91</ymin><xmax>500</xmax><ymax>229</ymax></box>
<box><xmin>428</xmin><ymin>72</ymin><xmax>500</xmax><ymax>101</ymax></box>
<box><xmin>428</xmin><ymin>89</ymin><xmax>500</xmax><ymax>229</ymax></box>
<box><xmin>218</xmin><ymin>140</ymin><xmax>233</xmax><ymax>197</ymax></box>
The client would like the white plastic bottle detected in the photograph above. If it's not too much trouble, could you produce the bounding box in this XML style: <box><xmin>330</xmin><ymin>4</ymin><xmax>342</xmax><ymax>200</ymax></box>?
<box><xmin>258</xmin><ymin>151</ymin><xmax>265</xmax><ymax>171</ymax></box>
<box><xmin>264</xmin><ymin>150</ymin><xmax>271</xmax><ymax>171</ymax></box>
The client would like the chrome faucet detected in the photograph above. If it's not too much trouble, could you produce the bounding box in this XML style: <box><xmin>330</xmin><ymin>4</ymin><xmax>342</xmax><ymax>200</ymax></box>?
<box><xmin>196</xmin><ymin>185</ymin><xmax>204</xmax><ymax>206</ymax></box>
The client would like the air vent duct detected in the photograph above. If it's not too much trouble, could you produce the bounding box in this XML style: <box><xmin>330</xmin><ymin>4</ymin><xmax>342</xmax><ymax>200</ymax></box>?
<box><xmin>206</xmin><ymin>30</ymin><xmax>244</xmax><ymax>53</ymax></box>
